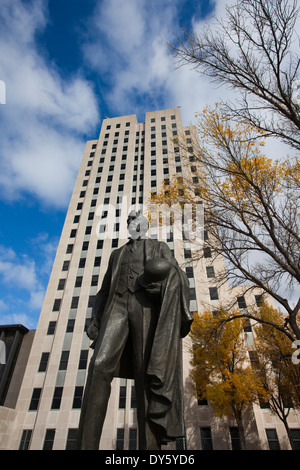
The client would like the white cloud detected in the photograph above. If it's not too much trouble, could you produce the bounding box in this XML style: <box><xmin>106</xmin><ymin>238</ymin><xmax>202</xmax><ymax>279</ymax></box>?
<box><xmin>94</xmin><ymin>0</ymin><xmax>146</xmax><ymax>54</ymax></box>
<box><xmin>0</xmin><ymin>232</ymin><xmax>61</xmax><ymax>328</ymax></box>
<box><xmin>0</xmin><ymin>238</ymin><xmax>57</xmax><ymax>320</ymax></box>
<box><xmin>0</xmin><ymin>122</ymin><xmax>85</xmax><ymax>207</ymax></box>
<box><xmin>0</xmin><ymin>0</ymin><xmax>99</xmax><ymax>209</ymax></box>
<box><xmin>0</xmin><ymin>313</ymin><xmax>37</xmax><ymax>329</ymax></box>
<box><xmin>0</xmin><ymin>247</ymin><xmax>40</xmax><ymax>293</ymax></box>
<box><xmin>81</xmin><ymin>0</ymin><xmax>230</xmax><ymax>126</ymax></box>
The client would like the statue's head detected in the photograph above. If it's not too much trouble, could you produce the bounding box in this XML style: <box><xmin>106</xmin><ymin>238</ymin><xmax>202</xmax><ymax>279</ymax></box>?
<box><xmin>127</xmin><ymin>210</ymin><xmax>149</xmax><ymax>239</ymax></box>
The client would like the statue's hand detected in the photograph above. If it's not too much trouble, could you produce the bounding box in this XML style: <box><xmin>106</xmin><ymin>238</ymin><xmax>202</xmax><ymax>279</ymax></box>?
<box><xmin>87</xmin><ymin>318</ymin><xmax>99</xmax><ymax>341</ymax></box>
<box><xmin>145</xmin><ymin>282</ymin><xmax>161</xmax><ymax>298</ymax></box>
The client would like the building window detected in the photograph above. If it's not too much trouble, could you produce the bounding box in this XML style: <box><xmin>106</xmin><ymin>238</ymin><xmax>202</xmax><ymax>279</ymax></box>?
<box><xmin>43</xmin><ymin>429</ymin><xmax>56</xmax><ymax>450</ymax></box>
<box><xmin>66</xmin><ymin>319</ymin><xmax>75</xmax><ymax>333</ymax></box>
<box><xmin>119</xmin><ymin>385</ymin><xmax>126</xmax><ymax>409</ymax></box>
<box><xmin>91</xmin><ymin>275</ymin><xmax>98</xmax><ymax>286</ymax></box>
<box><xmin>62</xmin><ymin>260</ymin><xmax>70</xmax><ymax>271</ymax></box>
<box><xmin>290</xmin><ymin>429</ymin><xmax>300</xmax><ymax>450</ymax></box>
<box><xmin>71</xmin><ymin>296</ymin><xmax>79</xmax><ymax>308</ymax></box>
<box><xmin>53</xmin><ymin>299</ymin><xmax>61</xmax><ymax>311</ymax></box>
<box><xmin>75</xmin><ymin>276</ymin><xmax>83</xmax><ymax>288</ymax></box>
<box><xmin>82</xmin><ymin>241</ymin><xmax>89</xmax><ymax>251</ymax></box>
<box><xmin>116</xmin><ymin>429</ymin><xmax>124</xmax><ymax>450</ymax></box>
<box><xmin>204</xmin><ymin>247</ymin><xmax>212</xmax><ymax>258</ymax></box>
<box><xmin>65</xmin><ymin>429</ymin><xmax>78</xmax><ymax>450</ymax></box>
<box><xmin>230</xmin><ymin>427</ymin><xmax>241</xmax><ymax>450</ymax></box>
<box><xmin>79</xmin><ymin>258</ymin><xmax>86</xmax><ymax>269</ymax></box>
<box><xmin>190</xmin><ymin>288</ymin><xmax>196</xmax><ymax>301</ymax></box>
<box><xmin>94</xmin><ymin>257</ymin><xmax>101</xmax><ymax>267</ymax></box>
<box><xmin>88</xmin><ymin>295</ymin><xmax>96</xmax><ymax>308</ymax></box>
<box><xmin>29</xmin><ymin>388</ymin><xmax>41</xmax><ymax>411</ymax></box>
<box><xmin>198</xmin><ymin>398</ymin><xmax>208</xmax><ymax>406</ymax></box>
<box><xmin>19</xmin><ymin>429</ymin><xmax>32</xmax><ymax>450</ymax></box>
<box><xmin>243</xmin><ymin>319</ymin><xmax>252</xmax><ymax>332</ymax></box>
<box><xmin>70</xmin><ymin>229</ymin><xmax>77</xmax><ymax>238</ymax></box>
<box><xmin>206</xmin><ymin>266</ymin><xmax>215</xmax><ymax>278</ymax></box>
<box><xmin>38</xmin><ymin>352</ymin><xmax>50</xmax><ymax>372</ymax></box>
<box><xmin>129</xmin><ymin>428</ymin><xmax>137</xmax><ymax>450</ymax></box>
<box><xmin>59</xmin><ymin>351</ymin><xmax>69</xmax><ymax>370</ymax></box>
<box><xmin>237</xmin><ymin>296</ymin><xmax>247</xmax><ymax>309</ymax></box>
<box><xmin>97</xmin><ymin>240</ymin><xmax>104</xmax><ymax>249</ymax></box>
<box><xmin>185</xmin><ymin>266</ymin><xmax>194</xmax><ymax>278</ymax></box>
<box><xmin>51</xmin><ymin>387</ymin><xmax>63</xmax><ymax>409</ymax></box>
<box><xmin>47</xmin><ymin>321</ymin><xmax>56</xmax><ymax>335</ymax></box>
<box><xmin>72</xmin><ymin>386</ymin><xmax>83</xmax><ymax>409</ymax></box>
<box><xmin>265</xmin><ymin>429</ymin><xmax>281</xmax><ymax>450</ymax></box>
<box><xmin>112</xmin><ymin>239</ymin><xmax>118</xmax><ymax>248</ymax></box>
<box><xmin>200</xmin><ymin>427</ymin><xmax>213</xmax><ymax>450</ymax></box>
<box><xmin>78</xmin><ymin>350</ymin><xmax>88</xmax><ymax>369</ymax></box>
<box><xmin>209</xmin><ymin>287</ymin><xmax>219</xmax><ymax>300</ymax></box>
<box><xmin>57</xmin><ymin>279</ymin><xmax>65</xmax><ymax>290</ymax></box>
<box><xmin>66</xmin><ymin>244</ymin><xmax>73</xmax><ymax>254</ymax></box>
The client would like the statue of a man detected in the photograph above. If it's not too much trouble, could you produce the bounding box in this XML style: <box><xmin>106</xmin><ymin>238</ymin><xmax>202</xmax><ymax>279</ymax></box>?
<box><xmin>76</xmin><ymin>211</ymin><xmax>193</xmax><ymax>450</ymax></box>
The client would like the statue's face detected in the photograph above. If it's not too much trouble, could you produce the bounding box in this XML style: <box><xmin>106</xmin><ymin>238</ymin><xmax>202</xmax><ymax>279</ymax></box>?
<box><xmin>127</xmin><ymin>215</ymin><xmax>148</xmax><ymax>239</ymax></box>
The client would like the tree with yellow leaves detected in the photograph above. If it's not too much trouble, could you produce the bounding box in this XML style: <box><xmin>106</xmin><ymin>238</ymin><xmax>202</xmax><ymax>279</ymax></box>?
<box><xmin>190</xmin><ymin>310</ymin><xmax>269</xmax><ymax>450</ymax></box>
<box><xmin>253</xmin><ymin>303</ymin><xmax>300</xmax><ymax>449</ymax></box>
<box><xmin>151</xmin><ymin>102</ymin><xmax>299</xmax><ymax>343</ymax></box>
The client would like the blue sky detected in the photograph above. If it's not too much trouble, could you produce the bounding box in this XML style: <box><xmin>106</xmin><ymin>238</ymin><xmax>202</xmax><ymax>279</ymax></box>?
<box><xmin>0</xmin><ymin>0</ymin><xmax>229</xmax><ymax>329</ymax></box>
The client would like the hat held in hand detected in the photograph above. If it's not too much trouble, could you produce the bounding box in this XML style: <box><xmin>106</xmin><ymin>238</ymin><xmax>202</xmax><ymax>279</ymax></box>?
<box><xmin>138</xmin><ymin>258</ymin><xmax>171</xmax><ymax>287</ymax></box>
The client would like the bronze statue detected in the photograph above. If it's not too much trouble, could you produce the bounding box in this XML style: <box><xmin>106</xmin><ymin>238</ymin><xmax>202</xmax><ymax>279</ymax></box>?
<box><xmin>76</xmin><ymin>211</ymin><xmax>193</xmax><ymax>450</ymax></box>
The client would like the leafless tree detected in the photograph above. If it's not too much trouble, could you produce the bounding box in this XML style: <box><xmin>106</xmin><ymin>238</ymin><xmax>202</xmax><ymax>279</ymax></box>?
<box><xmin>170</xmin><ymin>0</ymin><xmax>300</xmax><ymax>150</ymax></box>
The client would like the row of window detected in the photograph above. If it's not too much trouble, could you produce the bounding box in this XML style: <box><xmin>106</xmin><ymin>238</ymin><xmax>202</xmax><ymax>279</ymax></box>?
<box><xmin>104</xmin><ymin>114</ymin><xmax>177</xmax><ymax>132</ymax></box>
<box><xmin>49</xmin><ymin>290</ymin><xmax>258</xmax><ymax>338</ymax></box>
<box><xmin>38</xmin><ymin>348</ymin><xmax>89</xmax><ymax>373</ymax></box>
<box><xmin>28</xmin><ymin>380</ymin><xmax>137</xmax><ymax>413</ymax></box>
<box><xmin>29</xmin><ymin>385</ymin><xmax>84</xmax><ymax>412</ymax></box>
<box><xmin>53</xmin><ymin>282</ymin><xmax>218</xmax><ymax>312</ymax></box>
<box><xmin>46</xmin><ymin>317</ymin><xmax>90</xmax><ymax>336</ymax></box>
<box><xmin>20</xmin><ymin>426</ymin><xmax>300</xmax><ymax>450</ymax></box>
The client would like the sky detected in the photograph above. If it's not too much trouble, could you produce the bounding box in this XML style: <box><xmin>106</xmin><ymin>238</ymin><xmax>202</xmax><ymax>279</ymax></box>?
<box><xmin>0</xmin><ymin>0</ymin><xmax>233</xmax><ymax>330</ymax></box>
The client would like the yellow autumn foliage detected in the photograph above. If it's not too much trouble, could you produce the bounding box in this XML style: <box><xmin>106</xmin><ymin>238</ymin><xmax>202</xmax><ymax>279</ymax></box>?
<box><xmin>190</xmin><ymin>310</ymin><xmax>269</xmax><ymax>419</ymax></box>
<box><xmin>253</xmin><ymin>303</ymin><xmax>300</xmax><ymax>409</ymax></box>
<box><xmin>194</xmin><ymin>103</ymin><xmax>300</xmax><ymax>225</ymax></box>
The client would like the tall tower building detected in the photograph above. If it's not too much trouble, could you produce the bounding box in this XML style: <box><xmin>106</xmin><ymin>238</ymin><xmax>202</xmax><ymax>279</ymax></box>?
<box><xmin>1</xmin><ymin>108</ymin><xmax>299</xmax><ymax>450</ymax></box>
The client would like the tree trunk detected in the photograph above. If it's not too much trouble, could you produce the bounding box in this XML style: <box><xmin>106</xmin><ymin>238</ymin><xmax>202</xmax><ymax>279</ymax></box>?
<box><xmin>232</xmin><ymin>406</ymin><xmax>247</xmax><ymax>450</ymax></box>
<box><xmin>282</xmin><ymin>415</ymin><xmax>297</xmax><ymax>450</ymax></box>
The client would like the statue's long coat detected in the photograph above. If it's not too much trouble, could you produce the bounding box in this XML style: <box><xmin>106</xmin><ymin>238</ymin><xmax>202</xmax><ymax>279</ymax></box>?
<box><xmin>90</xmin><ymin>238</ymin><xmax>193</xmax><ymax>443</ymax></box>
